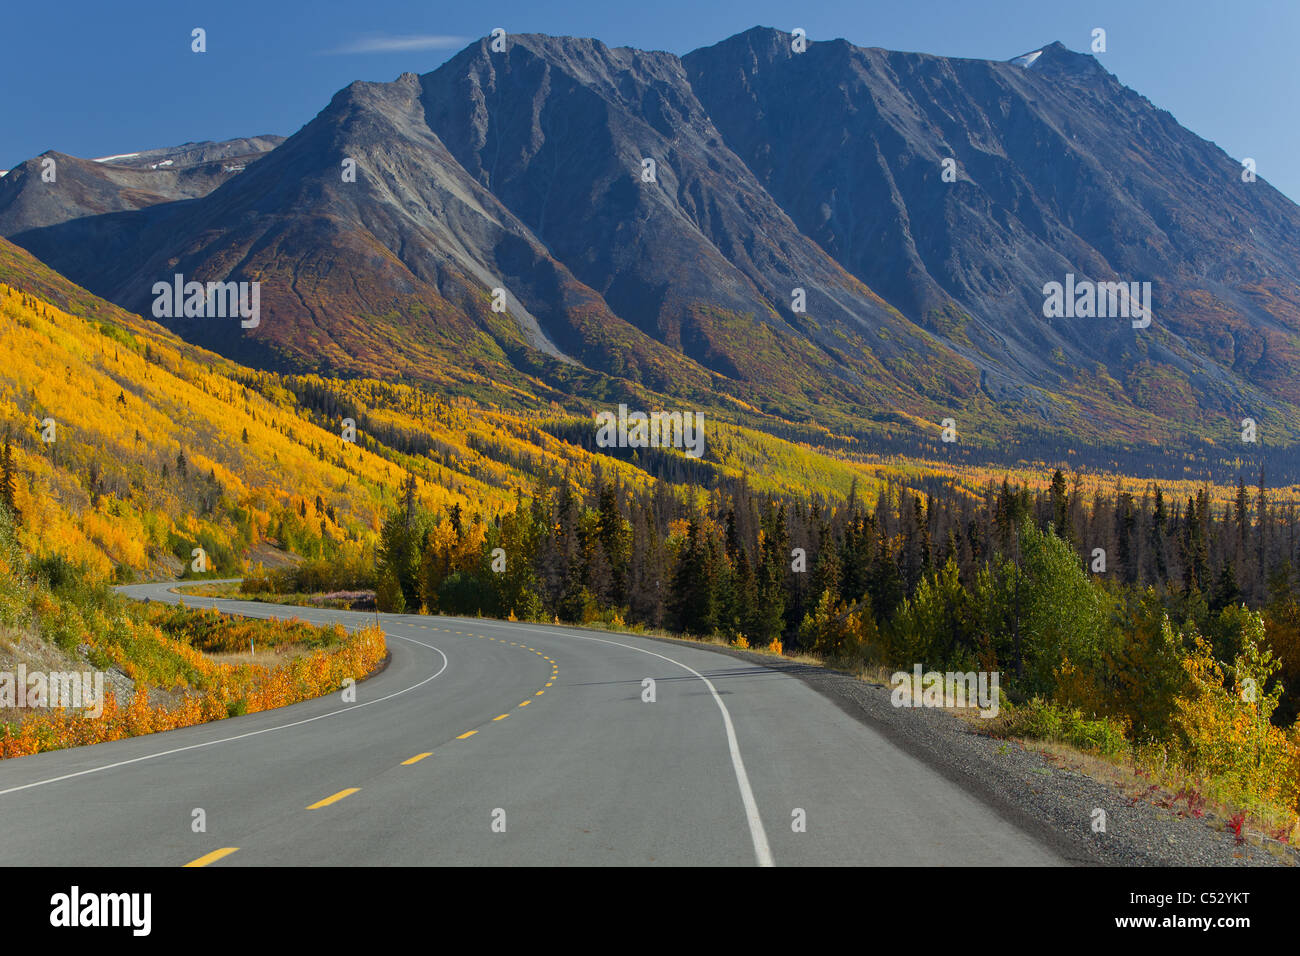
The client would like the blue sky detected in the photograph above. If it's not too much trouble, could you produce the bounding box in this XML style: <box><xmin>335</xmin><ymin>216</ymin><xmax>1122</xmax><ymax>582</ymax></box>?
<box><xmin>4</xmin><ymin>0</ymin><xmax>1297</xmax><ymax>202</ymax></box>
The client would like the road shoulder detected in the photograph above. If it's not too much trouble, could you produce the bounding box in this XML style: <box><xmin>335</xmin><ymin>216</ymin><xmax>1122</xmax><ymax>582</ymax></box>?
<box><xmin>615</xmin><ymin>634</ymin><xmax>1296</xmax><ymax>867</ymax></box>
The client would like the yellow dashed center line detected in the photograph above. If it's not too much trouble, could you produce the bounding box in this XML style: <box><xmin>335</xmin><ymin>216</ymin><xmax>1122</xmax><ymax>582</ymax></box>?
<box><xmin>307</xmin><ymin>788</ymin><xmax>360</xmax><ymax>810</ymax></box>
<box><xmin>420</xmin><ymin>628</ymin><xmax>557</xmax><ymax>741</ymax></box>
<box><xmin>183</xmin><ymin>847</ymin><xmax>239</xmax><ymax>867</ymax></box>
<box><xmin>402</xmin><ymin>752</ymin><xmax>433</xmax><ymax>765</ymax></box>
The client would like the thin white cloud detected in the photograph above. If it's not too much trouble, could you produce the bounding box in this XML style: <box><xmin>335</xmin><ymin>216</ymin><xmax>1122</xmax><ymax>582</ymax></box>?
<box><xmin>325</xmin><ymin>34</ymin><xmax>470</xmax><ymax>55</ymax></box>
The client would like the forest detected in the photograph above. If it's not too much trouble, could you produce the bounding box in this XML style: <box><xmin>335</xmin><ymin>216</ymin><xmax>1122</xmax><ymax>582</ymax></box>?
<box><xmin>362</xmin><ymin>465</ymin><xmax>1300</xmax><ymax>833</ymax></box>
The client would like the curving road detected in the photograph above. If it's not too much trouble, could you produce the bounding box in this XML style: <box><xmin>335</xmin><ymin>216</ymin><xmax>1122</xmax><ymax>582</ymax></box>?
<box><xmin>0</xmin><ymin>583</ymin><xmax>1063</xmax><ymax>866</ymax></box>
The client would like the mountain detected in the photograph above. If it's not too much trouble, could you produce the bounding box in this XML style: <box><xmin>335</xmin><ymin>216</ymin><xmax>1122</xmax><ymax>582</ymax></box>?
<box><xmin>0</xmin><ymin>136</ymin><xmax>284</xmax><ymax>307</ymax></box>
<box><xmin>419</xmin><ymin>34</ymin><xmax>974</xmax><ymax>424</ymax></box>
<box><xmin>5</xmin><ymin>28</ymin><xmax>1300</xmax><ymax>465</ymax></box>
<box><xmin>8</xmin><ymin>80</ymin><xmax>739</xmax><ymax>402</ymax></box>
<box><xmin>0</xmin><ymin>136</ymin><xmax>283</xmax><ymax>232</ymax></box>
<box><xmin>682</xmin><ymin>31</ymin><xmax>1300</xmax><ymax>439</ymax></box>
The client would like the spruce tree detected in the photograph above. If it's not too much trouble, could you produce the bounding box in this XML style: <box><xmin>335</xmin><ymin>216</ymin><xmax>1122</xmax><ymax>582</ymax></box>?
<box><xmin>0</xmin><ymin>435</ymin><xmax>18</xmax><ymax>522</ymax></box>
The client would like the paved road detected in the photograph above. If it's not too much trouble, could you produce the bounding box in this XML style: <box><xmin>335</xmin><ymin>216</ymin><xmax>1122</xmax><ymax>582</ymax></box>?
<box><xmin>0</xmin><ymin>583</ymin><xmax>1062</xmax><ymax>866</ymax></box>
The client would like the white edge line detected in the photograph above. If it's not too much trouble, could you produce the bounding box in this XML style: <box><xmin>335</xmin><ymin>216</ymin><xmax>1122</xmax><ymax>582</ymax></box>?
<box><xmin>473</xmin><ymin>618</ymin><xmax>775</xmax><ymax>867</ymax></box>
<box><xmin>20</xmin><ymin>589</ymin><xmax>772</xmax><ymax>866</ymax></box>
<box><xmin>0</xmin><ymin>596</ymin><xmax>448</xmax><ymax>797</ymax></box>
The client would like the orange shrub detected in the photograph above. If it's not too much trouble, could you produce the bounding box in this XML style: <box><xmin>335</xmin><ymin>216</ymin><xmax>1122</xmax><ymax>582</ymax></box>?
<box><xmin>0</xmin><ymin>625</ymin><xmax>386</xmax><ymax>759</ymax></box>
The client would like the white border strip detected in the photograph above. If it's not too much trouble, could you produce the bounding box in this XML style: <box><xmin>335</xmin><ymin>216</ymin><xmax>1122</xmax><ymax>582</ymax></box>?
<box><xmin>0</xmin><ymin>628</ymin><xmax>448</xmax><ymax>797</ymax></box>
<box><xmin>478</xmin><ymin>619</ymin><xmax>775</xmax><ymax>867</ymax></box>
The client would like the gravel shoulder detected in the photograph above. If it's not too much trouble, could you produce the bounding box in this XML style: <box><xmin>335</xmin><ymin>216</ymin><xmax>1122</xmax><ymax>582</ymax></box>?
<box><xmin>633</xmin><ymin>635</ymin><xmax>1298</xmax><ymax>867</ymax></box>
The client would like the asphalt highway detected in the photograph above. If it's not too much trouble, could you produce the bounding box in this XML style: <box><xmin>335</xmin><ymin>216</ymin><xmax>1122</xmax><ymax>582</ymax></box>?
<box><xmin>0</xmin><ymin>582</ymin><xmax>1063</xmax><ymax>866</ymax></box>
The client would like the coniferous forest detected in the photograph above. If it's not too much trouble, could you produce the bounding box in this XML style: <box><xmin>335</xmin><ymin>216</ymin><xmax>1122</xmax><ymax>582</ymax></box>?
<box><xmin>354</xmin><ymin>464</ymin><xmax>1300</xmax><ymax>830</ymax></box>
<box><xmin>365</xmin><ymin>465</ymin><xmax>1300</xmax><ymax>774</ymax></box>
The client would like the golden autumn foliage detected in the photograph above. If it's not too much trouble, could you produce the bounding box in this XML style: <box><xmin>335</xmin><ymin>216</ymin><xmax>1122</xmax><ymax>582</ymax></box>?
<box><xmin>0</xmin><ymin>619</ymin><xmax>386</xmax><ymax>760</ymax></box>
<box><xmin>4</xmin><ymin>276</ymin><xmax>1287</xmax><ymax>590</ymax></box>
<box><xmin>1169</xmin><ymin>618</ymin><xmax>1300</xmax><ymax>817</ymax></box>
<box><xmin>0</xmin><ymin>281</ymin><xmax>409</xmax><ymax>576</ymax></box>
<box><xmin>0</xmin><ymin>281</ymin><xmax>708</xmax><ymax>580</ymax></box>
<box><xmin>0</xmin><ymin>503</ymin><xmax>386</xmax><ymax>759</ymax></box>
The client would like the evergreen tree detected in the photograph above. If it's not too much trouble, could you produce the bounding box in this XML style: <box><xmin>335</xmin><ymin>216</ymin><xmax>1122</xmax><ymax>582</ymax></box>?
<box><xmin>1234</xmin><ymin>477</ymin><xmax>1250</xmax><ymax>563</ymax></box>
<box><xmin>1209</xmin><ymin>560</ymin><xmax>1242</xmax><ymax>613</ymax></box>
<box><xmin>1149</xmin><ymin>485</ymin><xmax>1168</xmax><ymax>584</ymax></box>
<box><xmin>753</xmin><ymin>507</ymin><xmax>788</xmax><ymax>642</ymax></box>
<box><xmin>628</xmin><ymin>506</ymin><xmax>666</xmax><ymax>627</ymax></box>
<box><xmin>0</xmin><ymin>434</ymin><xmax>18</xmax><ymax>522</ymax></box>
<box><xmin>377</xmin><ymin>505</ymin><xmax>422</xmax><ymax>609</ymax></box>
<box><xmin>730</xmin><ymin>550</ymin><xmax>759</xmax><ymax>639</ymax></box>
<box><xmin>596</xmin><ymin>482</ymin><xmax>630</xmax><ymax>604</ymax></box>
<box><xmin>811</xmin><ymin>519</ymin><xmax>842</xmax><ymax>604</ymax></box>
<box><xmin>1116</xmin><ymin>492</ymin><xmax>1137</xmax><ymax>585</ymax></box>
<box><xmin>1049</xmin><ymin>469</ymin><xmax>1069</xmax><ymax>538</ymax></box>
<box><xmin>668</xmin><ymin>518</ymin><xmax>717</xmax><ymax>635</ymax></box>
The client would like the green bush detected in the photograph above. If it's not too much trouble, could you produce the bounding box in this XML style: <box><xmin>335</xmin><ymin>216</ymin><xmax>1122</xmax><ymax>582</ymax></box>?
<box><xmin>997</xmin><ymin>697</ymin><xmax>1130</xmax><ymax>758</ymax></box>
<box><xmin>376</xmin><ymin>566</ymin><xmax>406</xmax><ymax>613</ymax></box>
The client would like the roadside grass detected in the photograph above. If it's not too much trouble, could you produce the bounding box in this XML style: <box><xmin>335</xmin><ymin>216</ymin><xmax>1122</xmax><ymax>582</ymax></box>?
<box><xmin>0</xmin><ymin>551</ymin><xmax>388</xmax><ymax>758</ymax></box>
<box><xmin>0</xmin><ymin>611</ymin><xmax>387</xmax><ymax>759</ymax></box>
<box><xmin>1019</xmin><ymin>739</ymin><xmax>1299</xmax><ymax>861</ymax></box>
<box><xmin>963</xmin><ymin>700</ymin><xmax>1300</xmax><ymax>855</ymax></box>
